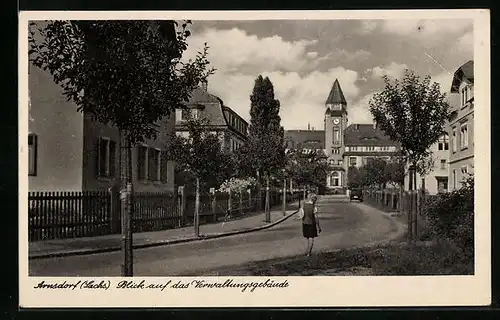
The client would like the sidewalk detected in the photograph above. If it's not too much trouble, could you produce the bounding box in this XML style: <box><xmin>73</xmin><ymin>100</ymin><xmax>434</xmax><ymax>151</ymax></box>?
<box><xmin>29</xmin><ymin>202</ymin><xmax>300</xmax><ymax>259</ymax></box>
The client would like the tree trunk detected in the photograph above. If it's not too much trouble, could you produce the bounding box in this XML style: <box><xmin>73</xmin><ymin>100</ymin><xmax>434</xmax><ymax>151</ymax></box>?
<box><xmin>256</xmin><ymin>170</ymin><xmax>261</xmax><ymax>213</ymax></box>
<box><xmin>194</xmin><ymin>176</ymin><xmax>200</xmax><ymax>237</ymax></box>
<box><xmin>265</xmin><ymin>174</ymin><xmax>270</xmax><ymax>223</ymax></box>
<box><xmin>282</xmin><ymin>177</ymin><xmax>286</xmax><ymax>216</ymax></box>
<box><xmin>120</xmin><ymin>130</ymin><xmax>133</xmax><ymax>277</ymax></box>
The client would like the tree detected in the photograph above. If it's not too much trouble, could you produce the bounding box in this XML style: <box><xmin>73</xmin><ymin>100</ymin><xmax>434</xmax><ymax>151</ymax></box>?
<box><xmin>242</xmin><ymin>75</ymin><xmax>285</xmax><ymax>178</ymax></box>
<box><xmin>165</xmin><ymin>117</ymin><xmax>233</xmax><ymax>236</ymax></box>
<box><xmin>384</xmin><ymin>156</ymin><xmax>406</xmax><ymax>187</ymax></box>
<box><xmin>285</xmin><ymin>149</ymin><xmax>331</xmax><ymax>191</ymax></box>
<box><xmin>368</xmin><ymin>70</ymin><xmax>450</xmax><ymax>191</ymax></box>
<box><xmin>347</xmin><ymin>166</ymin><xmax>363</xmax><ymax>189</ymax></box>
<box><xmin>28</xmin><ymin>20</ymin><xmax>214</xmax><ymax>276</ymax></box>
<box><xmin>166</xmin><ymin>117</ymin><xmax>233</xmax><ymax>189</ymax></box>
<box><xmin>361</xmin><ymin>158</ymin><xmax>388</xmax><ymax>189</ymax></box>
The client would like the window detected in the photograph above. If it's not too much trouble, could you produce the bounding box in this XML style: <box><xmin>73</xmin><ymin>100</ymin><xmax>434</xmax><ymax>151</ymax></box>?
<box><xmin>461</xmin><ymin>166</ymin><xmax>468</xmax><ymax>175</ymax></box>
<box><xmin>351</xmin><ymin>146</ymin><xmax>357</xmax><ymax>151</ymax></box>
<box><xmin>333</xmin><ymin>128</ymin><xmax>340</xmax><ymax>144</ymax></box>
<box><xmin>438</xmin><ymin>134</ymin><xmax>449</xmax><ymax>151</ymax></box>
<box><xmin>28</xmin><ymin>133</ymin><xmax>38</xmax><ymax>176</ymax></box>
<box><xmin>338</xmin><ymin>160</ymin><xmax>343</xmax><ymax>166</ymax></box>
<box><xmin>460</xmin><ymin>123</ymin><xmax>468</xmax><ymax>149</ymax></box>
<box><xmin>349</xmin><ymin>156</ymin><xmax>357</xmax><ymax>166</ymax></box>
<box><xmin>331</xmin><ymin>172</ymin><xmax>339</xmax><ymax>187</ymax></box>
<box><xmin>181</xmin><ymin>108</ymin><xmax>198</xmax><ymax>121</ymax></box>
<box><xmin>440</xmin><ymin>159</ymin><xmax>446</xmax><ymax>170</ymax></box>
<box><xmin>332</xmin><ymin>148</ymin><xmax>340</xmax><ymax>154</ymax></box>
<box><xmin>138</xmin><ymin>146</ymin><xmax>162</xmax><ymax>181</ymax></box>
<box><xmin>138</xmin><ymin>145</ymin><xmax>148</xmax><ymax>180</ymax></box>
<box><xmin>452</xmin><ymin>128</ymin><xmax>457</xmax><ymax>152</ymax></box>
<box><xmin>148</xmin><ymin>148</ymin><xmax>161</xmax><ymax>181</ymax></box>
<box><xmin>97</xmin><ymin>137</ymin><xmax>116</xmax><ymax>178</ymax></box>
<box><xmin>452</xmin><ymin>170</ymin><xmax>457</xmax><ymax>190</ymax></box>
<box><xmin>437</xmin><ymin>177</ymin><xmax>448</xmax><ymax>193</ymax></box>
<box><xmin>366</xmin><ymin>146</ymin><xmax>375</xmax><ymax>151</ymax></box>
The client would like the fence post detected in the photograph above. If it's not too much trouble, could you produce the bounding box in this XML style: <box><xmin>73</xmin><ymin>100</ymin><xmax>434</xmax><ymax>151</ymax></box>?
<box><xmin>265</xmin><ymin>175</ymin><xmax>270</xmax><ymax>223</ymax></box>
<box><xmin>108</xmin><ymin>186</ymin><xmax>119</xmax><ymax>234</ymax></box>
<box><xmin>228</xmin><ymin>189</ymin><xmax>232</xmax><ymax>218</ymax></box>
<box><xmin>247</xmin><ymin>189</ymin><xmax>252</xmax><ymax>211</ymax></box>
<box><xmin>178</xmin><ymin>186</ymin><xmax>185</xmax><ymax>227</ymax></box>
<box><xmin>210</xmin><ymin>188</ymin><xmax>216</xmax><ymax>222</ymax></box>
<box><xmin>239</xmin><ymin>191</ymin><xmax>243</xmax><ymax>216</ymax></box>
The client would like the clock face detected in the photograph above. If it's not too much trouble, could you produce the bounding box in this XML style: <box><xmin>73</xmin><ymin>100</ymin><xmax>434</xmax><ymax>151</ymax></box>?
<box><xmin>333</xmin><ymin>118</ymin><xmax>340</xmax><ymax>125</ymax></box>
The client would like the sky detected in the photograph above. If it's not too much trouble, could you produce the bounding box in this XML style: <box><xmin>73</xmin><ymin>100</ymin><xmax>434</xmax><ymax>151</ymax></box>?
<box><xmin>182</xmin><ymin>19</ymin><xmax>473</xmax><ymax>130</ymax></box>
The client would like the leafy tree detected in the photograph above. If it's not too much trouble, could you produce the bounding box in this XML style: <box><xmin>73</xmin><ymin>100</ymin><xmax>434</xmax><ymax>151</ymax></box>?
<box><xmin>361</xmin><ymin>158</ymin><xmax>389</xmax><ymax>189</ymax></box>
<box><xmin>368</xmin><ymin>70</ymin><xmax>450</xmax><ymax>190</ymax></box>
<box><xmin>28</xmin><ymin>20</ymin><xmax>214</xmax><ymax>275</ymax></box>
<box><xmin>29</xmin><ymin>20</ymin><xmax>214</xmax><ymax>186</ymax></box>
<box><xmin>347</xmin><ymin>166</ymin><xmax>363</xmax><ymax>189</ymax></box>
<box><xmin>243</xmin><ymin>75</ymin><xmax>285</xmax><ymax>179</ymax></box>
<box><xmin>384</xmin><ymin>156</ymin><xmax>406</xmax><ymax>187</ymax></box>
<box><xmin>285</xmin><ymin>149</ymin><xmax>331</xmax><ymax>191</ymax></box>
<box><xmin>165</xmin><ymin>117</ymin><xmax>233</xmax><ymax>190</ymax></box>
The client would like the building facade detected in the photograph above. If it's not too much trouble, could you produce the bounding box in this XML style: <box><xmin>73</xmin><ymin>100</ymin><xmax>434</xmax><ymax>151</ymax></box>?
<box><xmin>28</xmin><ymin>64</ymin><xmax>176</xmax><ymax>193</ymax></box>
<box><xmin>284</xmin><ymin>79</ymin><xmax>399</xmax><ymax>192</ymax></box>
<box><xmin>448</xmin><ymin>60</ymin><xmax>474</xmax><ymax>191</ymax></box>
<box><xmin>175</xmin><ymin>82</ymin><xmax>249</xmax><ymax>153</ymax></box>
<box><xmin>403</xmin><ymin>133</ymin><xmax>450</xmax><ymax>194</ymax></box>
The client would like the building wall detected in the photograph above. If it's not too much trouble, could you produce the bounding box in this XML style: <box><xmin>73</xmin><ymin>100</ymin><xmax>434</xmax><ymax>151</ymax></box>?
<box><xmin>325</xmin><ymin>106</ymin><xmax>347</xmax><ymax>189</ymax></box>
<box><xmin>448</xmin><ymin>81</ymin><xmax>474</xmax><ymax>191</ymax></box>
<box><xmin>82</xmin><ymin>114</ymin><xmax>121</xmax><ymax>191</ymax></box>
<box><xmin>404</xmin><ymin>141</ymin><xmax>450</xmax><ymax>194</ymax></box>
<box><xmin>28</xmin><ymin>65</ymin><xmax>84</xmax><ymax>192</ymax></box>
<box><xmin>131</xmin><ymin>114</ymin><xmax>176</xmax><ymax>193</ymax></box>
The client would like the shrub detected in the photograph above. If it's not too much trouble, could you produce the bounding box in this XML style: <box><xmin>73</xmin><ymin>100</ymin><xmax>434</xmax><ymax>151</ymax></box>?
<box><xmin>422</xmin><ymin>175</ymin><xmax>474</xmax><ymax>252</ymax></box>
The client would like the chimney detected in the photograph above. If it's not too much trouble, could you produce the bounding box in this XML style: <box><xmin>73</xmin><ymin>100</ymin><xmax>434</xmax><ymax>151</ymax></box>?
<box><xmin>308</xmin><ymin>123</ymin><xmax>311</xmax><ymax>130</ymax></box>
<box><xmin>201</xmin><ymin>80</ymin><xmax>208</xmax><ymax>91</ymax></box>
<box><xmin>355</xmin><ymin>124</ymin><xmax>359</xmax><ymax>130</ymax></box>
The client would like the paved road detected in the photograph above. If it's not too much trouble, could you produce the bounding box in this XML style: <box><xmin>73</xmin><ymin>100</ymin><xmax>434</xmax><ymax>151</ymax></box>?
<box><xmin>29</xmin><ymin>196</ymin><xmax>401</xmax><ymax>276</ymax></box>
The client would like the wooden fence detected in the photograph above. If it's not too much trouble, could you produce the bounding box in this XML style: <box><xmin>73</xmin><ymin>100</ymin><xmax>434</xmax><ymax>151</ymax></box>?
<box><xmin>362</xmin><ymin>189</ymin><xmax>438</xmax><ymax>239</ymax></box>
<box><xmin>28</xmin><ymin>188</ymin><xmax>302</xmax><ymax>242</ymax></box>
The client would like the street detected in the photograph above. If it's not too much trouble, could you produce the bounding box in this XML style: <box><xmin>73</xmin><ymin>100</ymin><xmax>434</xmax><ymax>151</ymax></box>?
<box><xmin>29</xmin><ymin>196</ymin><xmax>402</xmax><ymax>276</ymax></box>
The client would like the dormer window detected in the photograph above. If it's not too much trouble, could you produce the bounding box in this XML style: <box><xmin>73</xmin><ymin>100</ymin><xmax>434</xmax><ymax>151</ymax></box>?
<box><xmin>461</xmin><ymin>84</ymin><xmax>473</xmax><ymax>106</ymax></box>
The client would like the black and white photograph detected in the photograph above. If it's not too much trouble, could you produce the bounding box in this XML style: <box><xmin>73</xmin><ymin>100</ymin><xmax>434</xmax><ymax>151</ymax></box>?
<box><xmin>19</xmin><ymin>10</ymin><xmax>490</xmax><ymax>307</ymax></box>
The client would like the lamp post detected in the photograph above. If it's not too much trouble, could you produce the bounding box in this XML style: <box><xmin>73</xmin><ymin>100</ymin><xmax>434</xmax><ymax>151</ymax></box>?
<box><xmin>282</xmin><ymin>168</ymin><xmax>286</xmax><ymax>216</ymax></box>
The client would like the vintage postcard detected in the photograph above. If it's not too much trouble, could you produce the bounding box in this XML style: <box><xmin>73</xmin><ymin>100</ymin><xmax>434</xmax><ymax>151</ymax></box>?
<box><xmin>19</xmin><ymin>9</ymin><xmax>490</xmax><ymax>308</ymax></box>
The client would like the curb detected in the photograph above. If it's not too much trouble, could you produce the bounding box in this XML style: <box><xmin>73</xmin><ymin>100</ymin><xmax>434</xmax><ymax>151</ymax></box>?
<box><xmin>29</xmin><ymin>209</ymin><xmax>299</xmax><ymax>260</ymax></box>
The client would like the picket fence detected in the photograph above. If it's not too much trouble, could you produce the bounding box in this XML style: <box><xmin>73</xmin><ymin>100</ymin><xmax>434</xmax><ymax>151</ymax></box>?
<box><xmin>28</xmin><ymin>188</ymin><xmax>302</xmax><ymax>242</ymax></box>
<box><xmin>362</xmin><ymin>189</ymin><xmax>438</xmax><ymax>238</ymax></box>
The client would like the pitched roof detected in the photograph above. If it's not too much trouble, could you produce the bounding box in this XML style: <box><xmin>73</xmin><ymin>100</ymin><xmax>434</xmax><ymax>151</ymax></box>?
<box><xmin>284</xmin><ymin>130</ymin><xmax>325</xmax><ymax>150</ymax></box>
<box><xmin>186</xmin><ymin>86</ymin><xmax>222</xmax><ymax>104</ymax></box>
<box><xmin>325</xmin><ymin>79</ymin><xmax>347</xmax><ymax>105</ymax></box>
<box><xmin>451</xmin><ymin>60</ymin><xmax>474</xmax><ymax>93</ymax></box>
<box><xmin>344</xmin><ymin>124</ymin><xmax>398</xmax><ymax>146</ymax></box>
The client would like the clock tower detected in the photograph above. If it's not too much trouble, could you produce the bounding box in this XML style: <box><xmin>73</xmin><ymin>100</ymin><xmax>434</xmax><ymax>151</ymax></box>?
<box><xmin>324</xmin><ymin>79</ymin><xmax>348</xmax><ymax>191</ymax></box>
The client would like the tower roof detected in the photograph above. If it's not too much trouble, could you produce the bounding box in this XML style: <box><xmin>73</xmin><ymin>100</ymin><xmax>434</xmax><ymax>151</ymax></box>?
<box><xmin>325</xmin><ymin>79</ymin><xmax>347</xmax><ymax>105</ymax></box>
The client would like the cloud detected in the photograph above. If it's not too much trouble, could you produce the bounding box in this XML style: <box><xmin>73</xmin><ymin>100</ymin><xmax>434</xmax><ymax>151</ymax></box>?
<box><xmin>184</xmin><ymin>27</ymin><xmax>320</xmax><ymax>74</ymax></box>
<box><xmin>431</xmin><ymin>71</ymin><xmax>454</xmax><ymax>94</ymax></box>
<box><xmin>306</xmin><ymin>51</ymin><xmax>318</xmax><ymax>59</ymax></box>
<box><xmin>369</xmin><ymin>62</ymin><xmax>408</xmax><ymax>80</ymax></box>
<box><xmin>454</xmin><ymin>30</ymin><xmax>473</xmax><ymax>53</ymax></box>
<box><xmin>380</xmin><ymin>19</ymin><xmax>471</xmax><ymax>37</ymax></box>
<box><xmin>206</xmin><ymin>67</ymin><xmax>361</xmax><ymax>131</ymax></box>
<box><xmin>184</xmin><ymin>27</ymin><xmax>366</xmax><ymax>131</ymax></box>
<box><xmin>348</xmin><ymin>93</ymin><xmax>377</xmax><ymax>125</ymax></box>
<box><xmin>357</xmin><ymin>20</ymin><xmax>380</xmax><ymax>34</ymax></box>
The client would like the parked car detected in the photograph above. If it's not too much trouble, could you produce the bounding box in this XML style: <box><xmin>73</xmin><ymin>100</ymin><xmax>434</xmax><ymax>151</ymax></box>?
<box><xmin>349</xmin><ymin>188</ymin><xmax>363</xmax><ymax>202</ymax></box>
